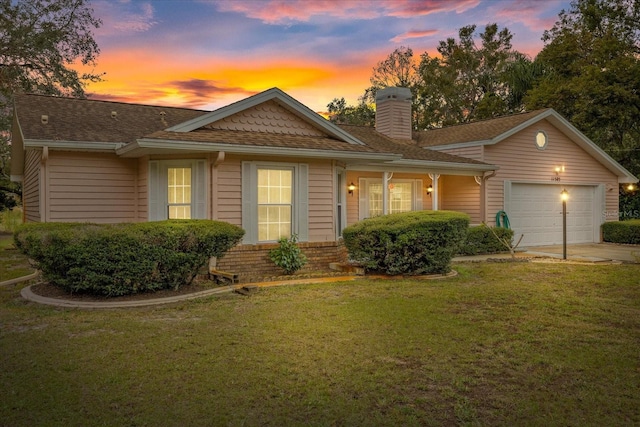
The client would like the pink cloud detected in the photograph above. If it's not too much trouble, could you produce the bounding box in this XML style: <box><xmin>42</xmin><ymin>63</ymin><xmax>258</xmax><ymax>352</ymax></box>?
<box><xmin>391</xmin><ymin>29</ymin><xmax>439</xmax><ymax>43</ymax></box>
<box><xmin>94</xmin><ymin>1</ymin><xmax>159</xmax><ymax>35</ymax></box>
<box><xmin>214</xmin><ymin>0</ymin><xmax>481</xmax><ymax>24</ymax></box>
<box><xmin>493</xmin><ymin>0</ymin><xmax>560</xmax><ymax>31</ymax></box>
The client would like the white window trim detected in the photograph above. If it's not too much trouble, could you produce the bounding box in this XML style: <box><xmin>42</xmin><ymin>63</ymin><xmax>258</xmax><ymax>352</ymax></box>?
<box><xmin>358</xmin><ymin>178</ymin><xmax>423</xmax><ymax>220</ymax></box>
<box><xmin>242</xmin><ymin>161</ymin><xmax>308</xmax><ymax>244</ymax></box>
<box><xmin>148</xmin><ymin>159</ymin><xmax>207</xmax><ymax>221</ymax></box>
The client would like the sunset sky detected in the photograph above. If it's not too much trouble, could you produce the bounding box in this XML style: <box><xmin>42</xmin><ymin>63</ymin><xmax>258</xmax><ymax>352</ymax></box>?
<box><xmin>83</xmin><ymin>0</ymin><xmax>571</xmax><ymax>113</ymax></box>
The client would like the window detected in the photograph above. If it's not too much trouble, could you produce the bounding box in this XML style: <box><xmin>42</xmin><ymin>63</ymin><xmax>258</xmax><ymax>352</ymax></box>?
<box><xmin>359</xmin><ymin>178</ymin><xmax>423</xmax><ymax>219</ymax></box>
<box><xmin>535</xmin><ymin>130</ymin><xmax>548</xmax><ymax>150</ymax></box>
<box><xmin>258</xmin><ymin>168</ymin><xmax>292</xmax><ymax>241</ymax></box>
<box><xmin>242</xmin><ymin>162</ymin><xmax>308</xmax><ymax>244</ymax></box>
<box><xmin>148</xmin><ymin>160</ymin><xmax>206</xmax><ymax>221</ymax></box>
<box><xmin>168</xmin><ymin>167</ymin><xmax>192</xmax><ymax>219</ymax></box>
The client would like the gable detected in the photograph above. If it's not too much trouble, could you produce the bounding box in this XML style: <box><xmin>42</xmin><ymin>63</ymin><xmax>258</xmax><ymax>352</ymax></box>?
<box><xmin>201</xmin><ymin>100</ymin><xmax>327</xmax><ymax>137</ymax></box>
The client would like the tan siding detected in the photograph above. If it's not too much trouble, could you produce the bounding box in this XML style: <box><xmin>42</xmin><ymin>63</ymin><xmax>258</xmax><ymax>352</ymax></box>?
<box><xmin>441</xmin><ymin>176</ymin><xmax>481</xmax><ymax>223</ymax></box>
<box><xmin>47</xmin><ymin>152</ymin><xmax>137</xmax><ymax>223</ymax></box>
<box><xmin>137</xmin><ymin>157</ymin><xmax>148</xmax><ymax>221</ymax></box>
<box><xmin>23</xmin><ymin>149</ymin><xmax>41</xmax><ymax>222</ymax></box>
<box><xmin>483</xmin><ymin>120</ymin><xmax>618</xmax><ymax>224</ymax></box>
<box><xmin>308</xmin><ymin>160</ymin><xmax>334</xmax><ymax>241</ymax></box>
<box><xmin>439</xmin><ymin>145</ymin><xmax>484</xmax><ymax>161</ymax></box>
<box><xmin>215</xmin><ymin>156</ymin><xmax>242</xmax><ymax>226</ymax></box>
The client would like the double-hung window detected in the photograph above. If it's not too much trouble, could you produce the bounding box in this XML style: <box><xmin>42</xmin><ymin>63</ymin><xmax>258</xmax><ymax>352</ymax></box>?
<box><xmin>359</xmin><ymin>178</ymin><xmax>423</xmax><ymax>219</ymax></box>
<box><xmin>148</xmin><ymin>160</ymin><xmax>207</xmax><ymax>220</ymax></box>
<box><xmin>242</xmin><ymin>161</ymin><xmax>308</xmax><ymax>244</ymax></box>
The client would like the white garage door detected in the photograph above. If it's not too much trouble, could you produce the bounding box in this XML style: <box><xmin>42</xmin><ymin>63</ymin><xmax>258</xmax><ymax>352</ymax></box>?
<box><xmin>508</xmin><ymin>183</ymin><xmax>596</xmax><ymax>246</ymax></box>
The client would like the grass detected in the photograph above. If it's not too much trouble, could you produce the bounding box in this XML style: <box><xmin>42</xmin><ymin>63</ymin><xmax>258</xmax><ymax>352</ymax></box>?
<box><xmin>1</xmin><ymin>261</ymin><xmax>639</xmax><ymax>426</ymax></box>
<box><xmin>0</xmin><ymin>233</ymin><xmax>34</xmax><ymax>282</ymax></box>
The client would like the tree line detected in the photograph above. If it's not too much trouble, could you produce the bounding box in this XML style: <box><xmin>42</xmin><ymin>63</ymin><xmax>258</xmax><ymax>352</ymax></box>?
<box><xmin>327</xmin><ymin>0</ymin><xmax>640</xmax><ymax>203</ymax></box>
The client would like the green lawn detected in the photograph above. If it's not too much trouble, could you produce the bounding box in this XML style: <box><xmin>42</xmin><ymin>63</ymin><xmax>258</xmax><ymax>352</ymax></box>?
<box><xmin>1</xmin><ymin>262</ymin><xmax>639</xmax><ymax>426</ymax></box>
<box><xmin>0</xmin><ymin>233</ymin><xmax>34</xmax><ymax>282</ymax></box>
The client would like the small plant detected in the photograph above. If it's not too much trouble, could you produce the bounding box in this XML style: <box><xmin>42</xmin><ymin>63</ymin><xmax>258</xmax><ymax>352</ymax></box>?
<box><xmin>482</xmin><ymin>222</ymin><xmax>523</xmax><ymax>259</ymax></box>
<box><xmin>269</xmin><ymin>234</ymin><xmax>307</xmax><ymax>275</ymax></box>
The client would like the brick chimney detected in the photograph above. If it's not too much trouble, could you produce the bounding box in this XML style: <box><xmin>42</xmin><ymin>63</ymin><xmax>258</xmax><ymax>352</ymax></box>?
<box><xmin>375</xmin><ymin>87</ymin><xmax>412</xmax><ymax>140</ymax></box>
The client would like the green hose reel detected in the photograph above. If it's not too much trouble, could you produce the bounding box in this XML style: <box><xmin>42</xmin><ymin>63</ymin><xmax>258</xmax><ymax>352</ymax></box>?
<box><xmin>496</xmin><ymin>210</ymin><xmax>510</xmax><ymax>229</ymax></box>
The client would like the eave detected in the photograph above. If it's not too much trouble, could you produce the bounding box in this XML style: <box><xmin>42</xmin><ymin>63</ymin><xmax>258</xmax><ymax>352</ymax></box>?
<box><xmin>116</xmin><ymin>138</ymin><xmax>401</xmax><ymax>162</ymax></box>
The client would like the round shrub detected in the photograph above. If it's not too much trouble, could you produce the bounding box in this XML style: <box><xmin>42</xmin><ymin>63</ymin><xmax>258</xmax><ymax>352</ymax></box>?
<box><xmin>14</xmin><ymin>220</ymin><xmax>245</xmax><ymax>296</ymax></box>
<box><xmin>602</xmin><ymin>220</ymin><xmax>640</xmax><ymax>244</ymax></box>
<box><xmin>342</xmin><ymin>210</ymin><xmax>469</xmax><ymax>275</ymax></box>
<box><xmin>459</xmin><ymin>225</ymin><xmax>514</xmax><ymax>255</ymax></box>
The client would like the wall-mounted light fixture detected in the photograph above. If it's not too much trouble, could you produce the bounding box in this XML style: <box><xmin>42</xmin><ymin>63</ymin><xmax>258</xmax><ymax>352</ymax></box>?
<box><xmin>553</xmin><ymin>164</ymin><xmax>565</xmax><ymax>182</ymax></box>
<box><xmin>348</xmin><ymin>182</ymin><xmax>356</xmax><ymax>196</ymax></box>
<box><xmin>626</xmin><ymin>183</ymin><xmax>637</xmax><ymax>192</ymax></box>
<box><xmin>426</xmin><ymin>184</ymin><xmax>433</xmax><ymax>197</ymax></box>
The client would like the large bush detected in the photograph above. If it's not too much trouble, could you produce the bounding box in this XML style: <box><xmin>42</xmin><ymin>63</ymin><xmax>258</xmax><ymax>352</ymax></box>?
<box><xmin>342</xmin><ymin>210</ymin><xmax>469</xmax><ymax>275</ymax></box>
<box><xmin>458</xmin><ymin>225</ymin><xmax>514</xmax><ymax>255</ymax></box>
<box><xmin>14</xmin><ymin>220</ymin><xmax>245</xmax><ymax>296</ymax></box>
<box><xmin>602</xmin><ymin>220</ymin><xmax>640</xmax><ymax>244</ymax></box>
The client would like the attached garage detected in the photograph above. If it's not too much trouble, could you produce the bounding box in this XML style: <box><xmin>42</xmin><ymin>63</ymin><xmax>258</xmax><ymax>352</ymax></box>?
<box><xmin>505</xmin><ymin>182</ymin><xmax>604</xmax><ymax>246</ymax></box>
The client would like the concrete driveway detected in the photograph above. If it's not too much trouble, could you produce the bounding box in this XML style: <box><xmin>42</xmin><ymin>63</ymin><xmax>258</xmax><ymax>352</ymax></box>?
<box><xmin>522</xmin><ymin>243</ymin><xmax>640</xmax><ymax>263</ymax></box>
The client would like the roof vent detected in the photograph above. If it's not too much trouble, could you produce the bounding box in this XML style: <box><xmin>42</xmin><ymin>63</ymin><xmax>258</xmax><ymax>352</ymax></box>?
<box><xmin>111</xmin><ymin>111</ymin><xmax>118</xmax><ymax>119</ymax></box>
<box><xmin>160</xmin><ymin>111</ymin><xmax>168</xmax><ymax>126</ymax></box>
<box><xmin>41</xmin><ymin>115</ymin><xmax>48</xmax><ymax>124</ymax></box>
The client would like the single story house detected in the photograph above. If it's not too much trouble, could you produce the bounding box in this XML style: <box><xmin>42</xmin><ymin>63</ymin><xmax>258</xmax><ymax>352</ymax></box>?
<box><xmin>11</xmin><ymin>87</ymin><xmax>637</xmax><ymax>278</ymax></box>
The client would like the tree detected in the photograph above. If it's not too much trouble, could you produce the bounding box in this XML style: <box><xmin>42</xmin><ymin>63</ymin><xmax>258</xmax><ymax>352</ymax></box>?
<box><xmin>415</xmin><ymin>24</ymin><xmax>524</xmax><ymax>129</ymax></box>
<box><xmin>0</xmin><ymin>0</ymin><xmax>103</xmax><ymax>210</ymax></box>
<box><xmin>362</xmin><ymin>46</ymin><xmax>420</xmax><ymax>104</ymax></box>
<box><xmin>525</xmin><ymin>0</ymin><xmax>640</xmax><ymax>180</ymax></box>
<box><xmin>326</xmin><ymin>97</ymin><xmax>375</xmax><ymax>126</ymax></box>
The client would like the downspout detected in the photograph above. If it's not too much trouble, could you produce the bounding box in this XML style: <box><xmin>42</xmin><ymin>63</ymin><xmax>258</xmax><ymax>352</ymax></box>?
<box><xmin>480</xmin><ymin>170</ymin><xmax>497</xmax><ymax>223</ymax></box>
<box><xmin>382</xmin><ymin>172</ymin><xmax>390</xmax><ymax>215</ymax></box>
<box><xmin>40</xmin><ymin>146</ymin><xmax>49</xmax><ymax>222</ymax></box>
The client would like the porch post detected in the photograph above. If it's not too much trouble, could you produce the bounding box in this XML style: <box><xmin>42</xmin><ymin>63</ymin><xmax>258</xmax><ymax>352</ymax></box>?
<box><xmin>429</xmin><ymin>173</ymin><xmax>440</xmax><ymax>211</ymax></box>
<box><xmin>382</xmin><ymin>172</ymin><xmax>390</xmax><ymax>215</ymax></box>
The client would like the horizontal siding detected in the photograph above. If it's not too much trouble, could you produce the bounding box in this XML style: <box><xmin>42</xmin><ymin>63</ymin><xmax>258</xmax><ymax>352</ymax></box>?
<box><xmin>23</xmin><ymin>149</ymin><xmax>41</xmax><ymax>222</ymax></box>
<box><xmin>137</xmin><ymin>157</ymin><xmax>148</xmax><ymax>221</ymax></box>
<box><xmin>439</xmin><ymin>145</ymin><xmax>484</xmax><ymax>161</ymax></box>
<box><xmin>441</xmin><ymin>176</ymin><xmax>481</xmax><ymax>223</ymax></box>
<box><xmin>484</xmin><ymin>119</ymin><xmax>619</xmax><ymax>223</ymax></box>
<box><xmin>308</xmin><ymin>160</ymin><xmax>334</xmax><ymax>241</ymax></box>
<box><xmin>215</xmin><ymin>158</ymin><xmax>242</xmax><ymax>226</ymax></box>
<box><xmin>47</xmin><ymin>152</ymin><xmax>137</xmax><ymax>223</ymax></box>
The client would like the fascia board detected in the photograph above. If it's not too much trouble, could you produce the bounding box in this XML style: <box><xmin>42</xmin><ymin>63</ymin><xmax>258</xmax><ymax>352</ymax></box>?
<box><xmin>347</xmin><ymin>162</ymin><xmax>497</xmax><ymax>176</ymax></box>
<box><xmin>166</xmin><ymin>88</ymin><xmax>366</xmax><ymax>146</ymax></box>
<box><xmin>23</xmin><ymin>139</ymin><xmax>125</xmax><ymax>152</ymax></box>
<box><xmin>118</xmin><ymin>138</ymin><xmax>400</xmax><ymax>161</ymax></box>
<box><xmin>390</xmin><ymin>159</ymin><xmax>498</xmax><ymax>172</ymax></box>
<box><xmin>427</xmin><ymin>140</ymin><xmax>493</xmax><ymax>151</ymax></box>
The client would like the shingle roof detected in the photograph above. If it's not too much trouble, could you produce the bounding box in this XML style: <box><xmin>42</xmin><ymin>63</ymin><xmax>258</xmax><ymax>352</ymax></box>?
<box><xmin>14</xmin><ymin>93</ymin><xmax>207</xmax><ymax>143</ymax></box>
<box><xmin>413</xmin><ymin>109</ymin><xmax>551</xmax><ymax>147</ymax></box>
<box><xmin>338</xmin><ymin>125</ymin><xmax>487</xmax><ymax>165</ymax></box>
<box><xmin>143</xmin><ymin>128</ymin><xmax>381</xmax><ymax>154</ymax></box>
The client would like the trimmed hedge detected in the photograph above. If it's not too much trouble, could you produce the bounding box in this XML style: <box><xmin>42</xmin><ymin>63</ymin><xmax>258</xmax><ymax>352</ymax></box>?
<box><xmin>14</xmin><ymin>220</ymin><xmax>245</xmax><ymax>296</ymax></box>
<box><xmin>458</xmin><ymin>225</ymin><xmax>514</xmax><ymax>255</ymax></box>
<box><xmin>602</xmin><ymin>220</ymin><xmax>640</xmax><ymax>244</ymax></box>
<box><xmin>342</xmin><ymin>210</ymin><xmax>469</xmax><ymax>275</ymax></box>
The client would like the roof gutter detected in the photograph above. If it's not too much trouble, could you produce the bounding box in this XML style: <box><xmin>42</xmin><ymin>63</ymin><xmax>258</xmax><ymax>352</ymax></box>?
<box><xmin>24</xmin><ymin>139</ymin><xmax>126</xmax><ymax>152</ymax></box>
<box><xmin>117</xmin><ymin>138</ymin><xmax>401</xmax><ymax>162</ymax></box>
